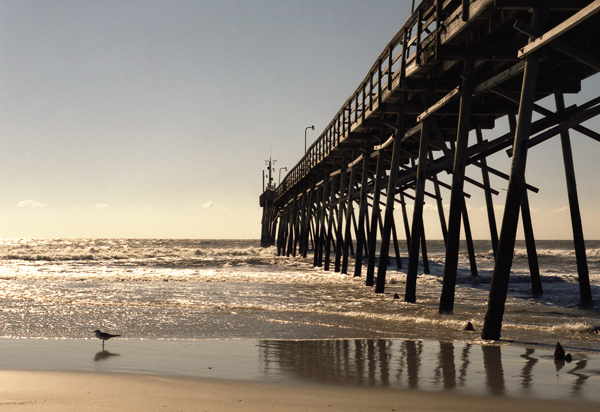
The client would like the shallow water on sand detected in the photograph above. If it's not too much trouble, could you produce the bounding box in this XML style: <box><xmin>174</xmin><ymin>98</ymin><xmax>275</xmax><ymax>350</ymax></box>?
<box><xmin>1</xmin><ymin>338</ymin><xmax>599</xmax><ymax>403</ymax></box>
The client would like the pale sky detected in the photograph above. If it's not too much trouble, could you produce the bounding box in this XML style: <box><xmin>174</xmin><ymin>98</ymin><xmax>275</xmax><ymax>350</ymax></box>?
<box><xmin>0</xmin><ymin>1</ymin><xmax>599</xmax><ymax>240</ymax></box>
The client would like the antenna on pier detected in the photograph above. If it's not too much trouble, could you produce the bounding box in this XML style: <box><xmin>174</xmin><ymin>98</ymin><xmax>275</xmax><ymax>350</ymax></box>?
<box><xmin>265</xmin><ymin>149</ymin><xmax>277</xmax><ymax>190</ymax></box>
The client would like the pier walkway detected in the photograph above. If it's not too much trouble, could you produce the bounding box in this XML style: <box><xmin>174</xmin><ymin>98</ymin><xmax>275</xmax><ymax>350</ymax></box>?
<box><xmin>259</xmin><ymin>0</ymin><xmax>600</xmax><ymax>340</ymax></box>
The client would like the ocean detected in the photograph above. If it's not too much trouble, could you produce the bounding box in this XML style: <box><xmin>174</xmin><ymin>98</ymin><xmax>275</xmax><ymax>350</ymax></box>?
<box><xmin>0</xmin><ymin>238</ymin><xmax>598</xmax><ymax>351</ymax></box>
<box><xmin>1</xmin><ymin>238</ymin><xmax>599</xmax><ymax>402</ymax></box>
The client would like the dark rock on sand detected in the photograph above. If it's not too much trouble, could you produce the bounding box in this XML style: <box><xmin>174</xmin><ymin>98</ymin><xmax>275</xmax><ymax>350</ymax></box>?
<box><xmin>464</xmin><ymin>322</ymin><xmax>475</xmax><ymax>331</ymax></box>
<box><xmin>554</xmin><ymin>342</ymin><xmax>572</xmax><ymax>362</ymax></box>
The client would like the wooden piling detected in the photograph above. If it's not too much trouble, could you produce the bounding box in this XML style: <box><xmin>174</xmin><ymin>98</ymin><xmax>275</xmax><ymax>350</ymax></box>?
<box><xmin>482</xmin><ymin>10</ymin><xmax>542</xmax><ymax>341</ymax></box>
<box><xmin>439</xmin><ymin>60</ymin><xmax>474</xmax><ymax>314</ymax></box>
<box><xmin>366</xmin><ymin>151</ymin><xmax>386</xmax><ymax>286</ymax></box>
<box><xmin>341</xmin><ymin>165</ymin><xmax>357</xmax><ymax>274</ymax></box>
<box><xmin>324</xmin><ymin>170</ymin><xmax>338</xmax><ymax>271</ymax></box>
<box><xmin>354</xmin><ymin>150</ymin><xmax>372</xmax><ymax>277</ymax></box>
<box><xmin>376</xmin><ymin>123</ymin><xmax>405</xmax><ymax>293</ymax></box>
<box><xmin>405</xmin><ymin>121</ymin><xmax>430</xmax><ymax>303</ymax></box>
<box><xmin>555</xmin><ymin>89</ymin><xmax>593</xmax><ymax>303</ymax></box>
<box><xmin>475</xmin><ymin>126</ymin><xmax>499</xmax><ymax>256</ymax></box>
<box><xmin>334</xmin><ymin>158</ymin><xmax>349</xmax><ymax>273</ymax></box>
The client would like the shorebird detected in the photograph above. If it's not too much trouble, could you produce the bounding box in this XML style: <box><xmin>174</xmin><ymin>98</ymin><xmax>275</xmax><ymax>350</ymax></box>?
<box><xmin>94</xmin><ymin>329</ymin><xmax>121</xmax><ymax>349</ymax></box>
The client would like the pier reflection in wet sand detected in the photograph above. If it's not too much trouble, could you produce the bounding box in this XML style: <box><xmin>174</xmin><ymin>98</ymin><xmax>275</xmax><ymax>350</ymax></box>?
<box><xmin>258</xmin><ymin>339</ymin><xmax>600</xmax><ymax>402</ymax></box>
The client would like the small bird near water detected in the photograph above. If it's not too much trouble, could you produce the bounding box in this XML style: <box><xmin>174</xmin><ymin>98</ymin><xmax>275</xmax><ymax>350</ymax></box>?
<box><xmin>94</xmin><ymin>329</ymin><xmax>121</xmax><ymax>349</ymax></box>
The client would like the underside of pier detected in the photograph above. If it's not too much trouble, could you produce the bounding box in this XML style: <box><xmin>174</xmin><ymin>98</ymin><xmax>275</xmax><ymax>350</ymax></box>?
<box><xmin>260</xmin><ymin>0</ymin><xmax>600</xmax><ymax>340</ymax></box>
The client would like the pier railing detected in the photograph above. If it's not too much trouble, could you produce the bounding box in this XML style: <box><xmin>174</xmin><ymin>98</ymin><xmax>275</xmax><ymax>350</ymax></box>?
<box><xmin>276</xmin><ymin>0</ymin><xmax>445</xmax><ymax>201</ymax></box>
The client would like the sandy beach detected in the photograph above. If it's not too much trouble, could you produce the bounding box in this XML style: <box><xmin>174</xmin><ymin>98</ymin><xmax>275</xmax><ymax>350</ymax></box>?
<box><xmin>1</xmin><ymin>338</ymin><xmax>599</xmax><ymax>411</ymax></box>
<box><xmin>2</xmin><ymin>370</ymin><xmax>599</xmax><ymax>412</ymax></box>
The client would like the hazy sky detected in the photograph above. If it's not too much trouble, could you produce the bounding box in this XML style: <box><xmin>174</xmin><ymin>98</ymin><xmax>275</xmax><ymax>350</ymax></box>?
<box><xmin>1</xmin><ymin>1</ymin><xmax>599</xmax><ymax>240</ymax></box>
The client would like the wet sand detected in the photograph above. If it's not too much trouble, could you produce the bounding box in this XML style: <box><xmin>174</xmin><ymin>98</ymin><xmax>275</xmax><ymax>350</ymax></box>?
<box><xmin>1</xmin><ymin>370</ymin><xmax>599</xmax><ymax>412</ymax></box>
<box><xmin>1</xmin><ymin>338</ymin><xmax>599</xmax><ymax>411</ymax></box>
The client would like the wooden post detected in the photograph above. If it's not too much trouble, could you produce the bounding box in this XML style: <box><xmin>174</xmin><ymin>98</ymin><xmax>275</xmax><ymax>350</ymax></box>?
<box><xmin>313</xmin><ymin>182</ymin><xmax>324</xmax><ymax>266</ymax></box>
<box><xmin>316</xmin><ymin>170</ymin><xmax>330</xmax><ymax>267</ymax></box>
<box><xmin>508</xmin><ymin>114</ymin><xmax>542</xmax><ymax>294</ymax></box>
<box><xmin>342</xmin><ymin>165</ymin><xmax>357</xmax><ymax>274</ymax></box>
<box><xmin>302</xmin><ymin>184</ymin><xmax>315</xmax><ymax>258</ymax></box>
<box><xmin>420</xmin><ymin>221</ymin><xmax>430</xmax><ymax>274</ymax></box>
<box><xmin>278</xmin><ymin>205</ymin><xmax>289</xmax><ymax>257</ymax></box>
<box><xmin>354</xmin><ymin>149</ymin><xmax>372</xmax><ymax>277</ymax></box>
<box><xmin>439</xmin><ymin>60</ymin><xmax>474</xmax><ymax>314</ymax></box>
<box><xmin>298</xmin><ymin>188</ymin><xmax>309</xmax><ymax>257</ymax></box>
<box><xmin>376</xmin><ymin>123</ymin><xmax>405</xmax><ymax>293</ymax></box>
<box><xmin>555</xmin><ymin>89</ymin><xmax>593</xmax><ymax>303</ymax></box>
<box><xmin>367</xmin><ymin>151</ymin><xmax>385</xmax><ymax>286</ymax></box>
<box><xmin>391</xmin><ymin>216</ymin><xmax>402</xmax><ymax>269</ymax></box>
<box><xmin>461</xmin><ymin>199</ymin><xmax>478</xmax><ymax>277</ymax></box>
<box><xmin>521</xmin><ymin>186</ymin><xmax>542</xmax><ymax>294</ymax></box>
<box><xmin>405</xmin><ymin>120</ymin><xmax>430</xmax><ymax>303</ymax></box>
<box><xmin>400</xmin><ymin>190</ymin><xmax>411</xmax><ymax>250</ymax></box>
<box><xmin>324</xmin><ymin>170</ymin><xmax>338</xmax><ymax>271</ymax></box>
<box><xmin>482</xmin><ymin>10</ymin><xmax>542</xmax><ymax>341</ymax></box>
<box><xmin>260</xmin><ymin>206</ymin><xmax>270</xmax><ymax>248</ymax></box>
<box><xmin>432</xmin><ymin>170</ymin><xmax>448</xmax><ymax>245</ymax></box>
<box><xmin>476</xmin><ymin>126</ymin><xmax>499</xmax><ymax>256</ymax></box>
<box><xmin>286</xmin><ymin>198</ymin><xmax>296</xmax><ymax>257</ymax></box>
<box><xmin>334</xmin><ymin>158</ymin><xmax>349</xmax><ymax>273</ymax></box>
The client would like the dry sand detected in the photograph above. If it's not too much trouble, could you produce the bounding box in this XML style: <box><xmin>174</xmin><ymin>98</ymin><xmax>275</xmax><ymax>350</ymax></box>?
<box><xmin>1</xmin><ymin>370</ymin><xmax>599</xmax><ymax>412</ymax></box>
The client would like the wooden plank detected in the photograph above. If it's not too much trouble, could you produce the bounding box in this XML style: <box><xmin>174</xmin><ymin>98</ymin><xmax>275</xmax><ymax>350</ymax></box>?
<box><xmin>473</xmin><ymin>60</ymin><xmax>526</xmax><ymax>95</ymax></box>
<box><xmin>514</xmin><ymin>19</ymin><xmax>600</xmax><ymax>71</ymax></box>
<box><xmin>403</xmin><ymin>123</ymin><xmax>424</xmax><ymax>140</ymax></box>
<box><xmin>348</xmin><ymin>154</ymin><xmax>364</xmax><ymax>168</ymax></box>
<box><xmin>417</xmin><ymin>86</ymin><xmax>460</xmax><ymax>122</ymax></box>
<box><xmin>518</xmin><ymin>0</ymin><xmax>600</xmax><ymax>58</ymax></box>
<box><xmin>495</xmin><ymin>0</ymin><xmax>590</xmax><ymax>10</ymax></box>
<box><xmin>374</xmin><ymin>135</ymin><xmax>395</xmax><ymax>151</ymax></box>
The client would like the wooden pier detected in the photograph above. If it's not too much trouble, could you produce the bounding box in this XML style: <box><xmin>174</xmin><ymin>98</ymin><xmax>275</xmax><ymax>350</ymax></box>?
<box><xmin>260</xmin><ymin>0</ymin><xmax>600</xmax><ymax>340</ymax></box>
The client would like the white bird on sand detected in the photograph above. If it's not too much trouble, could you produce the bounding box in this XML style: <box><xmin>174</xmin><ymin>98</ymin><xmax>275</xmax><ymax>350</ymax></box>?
<box><xmin>94</xmin><ymin>329</ymin><xmax>121</xmax><ymax>349</ymax></box>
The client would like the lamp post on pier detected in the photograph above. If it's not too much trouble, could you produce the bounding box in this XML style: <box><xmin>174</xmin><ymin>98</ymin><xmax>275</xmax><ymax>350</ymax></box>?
<box><xmin>304</xmin><ymin>125</ymin><xmax>315</xmax><ymax>154</ymax></box>
<box><xmin>279</xmin><ymin>167</ymin><xmax>287</xmax><ymax>186</ymax></box>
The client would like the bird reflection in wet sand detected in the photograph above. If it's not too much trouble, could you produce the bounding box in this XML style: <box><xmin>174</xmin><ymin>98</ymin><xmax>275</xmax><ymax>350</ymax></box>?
<box><xmin>95</xmin><ymin>350</ymin><xmax>121</xmax><ymax>362</ymax></box>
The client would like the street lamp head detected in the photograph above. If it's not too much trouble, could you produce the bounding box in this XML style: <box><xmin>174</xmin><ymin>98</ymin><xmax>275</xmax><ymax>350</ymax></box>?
<box><xmin>311</xmin><ymin>125</ymin><xmax>315</xmax><ymax>130</ymax></box>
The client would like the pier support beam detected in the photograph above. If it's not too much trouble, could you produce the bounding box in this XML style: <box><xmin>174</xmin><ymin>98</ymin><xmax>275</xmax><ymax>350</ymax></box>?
<box><xmin>334</xmin><ymin>157</ymin><xmax>349</xmax><ymax>273</ymax></box>
<box><xmin>521</xmin><ymin>184</ymin><xmax>542</xmax><ymax>295</ymax></box>
<box><xmin>301</xmin><ymin>184</ymin><xmax>315</xmax><ymax>258</ymax></box>
<box><xmin>366</xmin><ymin>150</ymin><xmax>386</xmax><ymax>286</ymax></box>
<box><xmin>482</xmin><ymin>10</ymin><xmax>542</xmax><ymax>340</ymax></box>
<box><xmin>341</xmin><ymin>164</ymin><xmax>357</xmax><ymax>274</ymax></box>
<box><xmin>376</xmin><ymin>116</ymin><xmax>405</xmax><ymax>293</ymax></box>
<box><xmin>439</xmin><ymin>60</ymin><xmax>474</xmax><ymax>314</ymax></box>
<box><xmin>555</xmin><ymin>89</ymin><xmax>592</xmax><ymax>303</ymax></box>
<box><xmin>354</xmin><ymin>149</ymin><xmax>372</xmax><ymax>277</ymax></box>
<box><xmin>476</xmin><ymin>126</ymin><xmax>499</xmax><ymax>256</ymax></box>
<box><xmin>315</xmin><ymin>170</ymin><xmax>330</xmax><ymax>267</ymax></box>
<box><xmin>405</xmin><ymin>121</ymin><xmax>430</xmax><ymax>303</ymax></box>
<box><xmin>324</xmin><ymin>169</ymin><xmax>338</xmax><ymax>271</ymax></box>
